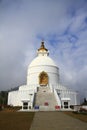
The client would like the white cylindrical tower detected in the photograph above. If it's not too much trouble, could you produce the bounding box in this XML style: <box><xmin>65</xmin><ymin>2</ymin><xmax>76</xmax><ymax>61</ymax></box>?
<box><xmin>27</xmin><ymin>41</ymin><xmax>59</xmax><ymax>87</ymax></box>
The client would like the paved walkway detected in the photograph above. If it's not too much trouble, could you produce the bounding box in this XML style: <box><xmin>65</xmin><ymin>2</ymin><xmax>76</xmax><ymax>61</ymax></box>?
<box><xmin>30</xmin><ymin>111</ymin><xmax>87</xmax><ymax>130</ymax></box>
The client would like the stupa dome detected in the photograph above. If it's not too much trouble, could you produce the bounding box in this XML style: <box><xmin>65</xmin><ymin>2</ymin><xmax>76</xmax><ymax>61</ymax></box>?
<box><xmin>27</xmin><ymin>41</ymin><xmax>59</xmax><ymax>85</ymax></box>
<box><xmin>29</xmin><ymin>56</ymin><xmax>57</xmax><ymax>68</ymax></box>
<box><xmin>29</xmin><ymin>41</ymin><xmax>57</xmax><ymax>67</ymax></box>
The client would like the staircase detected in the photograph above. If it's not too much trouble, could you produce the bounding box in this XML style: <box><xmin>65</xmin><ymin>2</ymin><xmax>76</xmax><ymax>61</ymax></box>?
<box><xmin>34</xmin><ymin>86</ymin><xmax>58</xmax><ymax>111</ymax></box>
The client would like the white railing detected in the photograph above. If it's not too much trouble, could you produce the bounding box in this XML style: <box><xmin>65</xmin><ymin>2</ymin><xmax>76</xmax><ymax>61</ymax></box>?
<box><xmin>54</xmin><ymin>88</ymin><xmax>61</xmax><ymax>107</ymax></box>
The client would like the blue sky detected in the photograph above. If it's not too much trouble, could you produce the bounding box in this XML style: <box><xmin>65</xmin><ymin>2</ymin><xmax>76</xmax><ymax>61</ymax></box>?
<box><xmin>0</xmin><ymin>0</ymin><xmax>87</xmax><ymax>99</ymax></box>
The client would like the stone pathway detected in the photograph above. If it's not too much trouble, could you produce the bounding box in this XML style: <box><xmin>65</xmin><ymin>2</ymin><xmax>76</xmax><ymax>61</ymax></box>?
<box><xmin>30</xmin><ymin>111</ymin><xmax>87</xmax><ymax>130</ymax></box>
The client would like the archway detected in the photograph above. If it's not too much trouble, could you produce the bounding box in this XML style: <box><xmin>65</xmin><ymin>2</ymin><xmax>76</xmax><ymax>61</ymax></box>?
<box><xmin>39</xmin><ymin>71</ymin><xmax>48</xmax><ymax>86</ymax></box>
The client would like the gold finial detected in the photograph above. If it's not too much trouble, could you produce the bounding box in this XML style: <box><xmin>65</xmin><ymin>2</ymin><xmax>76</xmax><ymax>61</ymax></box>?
<box><xmin>38</xmin><ymin>41</ymin><xmax>48</xmax><ymax>51</ymax></box>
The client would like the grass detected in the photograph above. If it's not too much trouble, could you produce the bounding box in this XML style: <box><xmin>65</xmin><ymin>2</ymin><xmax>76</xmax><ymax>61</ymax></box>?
<box><xmin>64</xmin><ymin>111</ymin><xmax>87</xmax><ymax>123</ymax></box>
<box><xmin>0</xmin><ymin>111</ymin><xmax>35</xmax><ymax>130</ymax></box>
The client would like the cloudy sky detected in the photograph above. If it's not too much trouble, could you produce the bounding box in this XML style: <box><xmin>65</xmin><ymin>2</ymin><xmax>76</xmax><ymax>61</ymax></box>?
<box><xmin>0</xmin><ymin>0</ymin><xmax>87</xmax><ymax>98</ymax></box>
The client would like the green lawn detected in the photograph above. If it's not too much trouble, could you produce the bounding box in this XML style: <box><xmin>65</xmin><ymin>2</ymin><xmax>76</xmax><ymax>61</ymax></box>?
<box><xmin>0</xmin><ymin>112</ymin><xmax>35</xmax><ymax>130</ymax></box>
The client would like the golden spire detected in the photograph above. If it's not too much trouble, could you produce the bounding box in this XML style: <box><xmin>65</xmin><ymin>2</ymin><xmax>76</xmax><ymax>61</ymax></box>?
<box><xmin>38</xmin><ymin>41</ymin><xmax>48</xmax><ymax>51</ymax></box>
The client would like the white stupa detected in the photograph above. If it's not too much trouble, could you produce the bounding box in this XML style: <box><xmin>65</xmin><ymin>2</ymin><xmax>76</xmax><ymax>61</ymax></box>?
<box><xmin>8</xmin><ymin>41</ymin><xmax>80</xmax><ymax>110</ymax></box>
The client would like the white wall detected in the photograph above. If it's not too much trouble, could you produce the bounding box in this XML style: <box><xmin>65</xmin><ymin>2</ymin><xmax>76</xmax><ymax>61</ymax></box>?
<box><xmin>8</xmin><ymin>89</ymin><xmax>34</xmax><ymax>106</ymax></box>
<box><xmin>27</xmin><ymin>65</ymin><xmax>59</xmax><ymax>86</ymax></box>
<box><xmin>57</xmin><ymin>90</ymin><xmax>80</xmax><ymax>106</ymax></box>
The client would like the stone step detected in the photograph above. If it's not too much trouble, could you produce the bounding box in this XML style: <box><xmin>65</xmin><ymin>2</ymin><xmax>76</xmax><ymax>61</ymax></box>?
<box><xmin>34</xmin><ymin>86</ymin><xmax>58</xmax><ymax>110</ymax></box>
